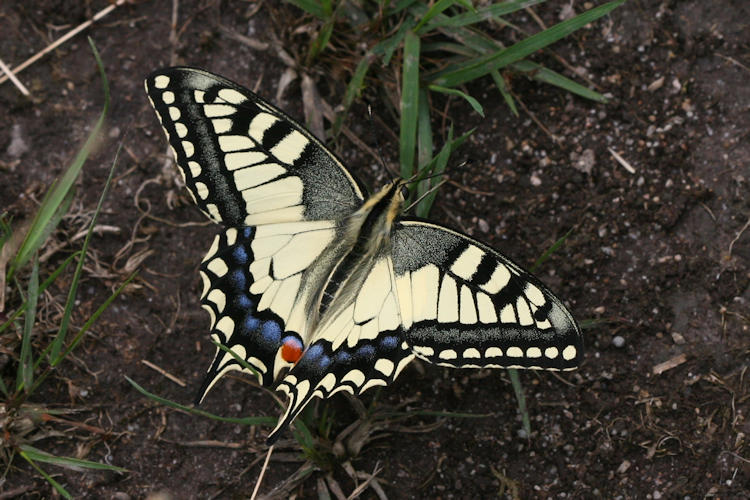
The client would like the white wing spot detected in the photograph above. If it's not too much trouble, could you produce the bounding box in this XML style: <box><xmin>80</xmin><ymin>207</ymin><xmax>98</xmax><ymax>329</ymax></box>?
<box><xmin>218</xmin><ymin>88</ymin><xmax>247</xmax><ymax>104</ymax></box>
<box><xmin>437</xmin><ymin>275</ymin><xmax>459</xmax><ymax>323</ymax></box>
<box><xmin>411</xmin><ymin>265</ymin><xmax>440</xmax><ymax>322</ymax></box>
<box><xmin>182</xmin><ymin>140</ymin><xmax>194</xmax><ymax>157</ymax></box>
<box><xmin>476</xmin><ymin>292</ymin><xmax>497</xmax><ymax>324</ymax></box>
<box><xmin>459</xmin><ymin>285</ymin><xmax>477</xmax><ymax>324</ymax></box>
<box><xmin>463</xmin><ymin>348</ymin><xmax>481</xmax><ymax>359</ymax></box>
<box><xmin>242</xmin><ymin>176</ymin><xmax>303</xmax><ymax>213</ymax></box>
<box><xmin>224</xmin><ymin>151</ymin><xmax>269</xmax><ymax>170</ymax></box>
<box><xmin>270</xmin><ymin>130</ymin><xmax>309</xmax><ymax>165</ymax></box>
<box><xmin>154</xmin><ymin>75</ymin><xmax>170</xmax><ymax>89</ymax></box>
<box><xmin>413</xmin><ymin>346</ymin><xmax>434</xmax><ymax>357</ymax></box>
<box><xmin>168</xmin><ymin>106</ymin><xmax>180</xmax><ymax>120</ymax></box>
<box><xmin>249</xmin><ymin>112</ymin><xmax>278</xmax><ymax>142</ymax></box>
<box><xmin>342</xmin><ymin>369</ymin><xmax>366</xmax><ymax>387</ymax></box>
<box><xmin>544</xmin><ymin>347</ymin><xmax>559</xmax><ymax>359</ymax></box>
<box><xmin>482</xmin><ymin>264</ymin><xmax>510</xmax><ymax>294</ymax></box>
<box><xmin>375</xmin><ymin>359</ymin><xmax>394</xmax><ymax>376</ymax></box>
<box><xmin>562</xmin><ymin>345</ymin><xmax>577</xmax><ymax>361</ymax></box>
<box><xmin>485</xmin><ymin>347</ymin><xmax>503</xmax><ymax>357</ymax></box>
<box><xmin>212</xmin><ymin>118</ymin><xmax>232</xmax><ymax>134</ymax></box>
<box><xmin>206</xmin><ymin>257</ymin><xmax>228</xmax><ymax>277</ymax></box>
<box><xmin>175</xmin><ymin>122</ymin><xmax>188</xmax><ymax>138</ymax></box>
<box><xmin>526</xmin><ymin>347</ymin><xmax>542</xmax><ymax>358</ymax></box>
<box><xmin>162</xmin><ymin>91</ymin><xmax>175</xmax><ymax>104</ymax></box>
<box><xmin>194</xmin><ymin>181</ymin><xmax>210</xmax><ymax>200</ymax></box>
<box><xmin>203</xmin><ymin>104</ymin><xmax>236</xmax><ymax>117</ymax></box>
<box><xmin>500</xmin><ymin>304</ymin><xmax>516</xmax><ymax>324</ymax></box>
<box><xmin>233</xmin><ymin>164</ymin><xmax>287</xmax><ymax>191</ymax></box>
<box><xmin>219</xmin><ymin>135</ymin><xmax>254</xmax><ymax>152</ymax></box>
<box><xmin>450</xmin><ymin>245</ymin><xmax>484</xmax><ymax>280</ymax></box>
<box><xmin>439</xmin><ymin>349</ymin><xmax>457</xmax><ymax>360</ymax></box>
<box><xmin>188</xmin><ymin>161</ymin><xmax>201</xmax><ymax>178</ymax></box>
<box><xmin>525</xmin><ymin>283</ymin><xmax>546</xmax><ymax>306</ymax></box>
<box><xmin>225</xmin><ymin>228</ymin><xmax>238</xmax><ymax>246</ymax></box>
<box><xmin>206</xmin><ymin>289</ymin><xmax>226</xmax><ymax>314</ymax></box>
<box><xmin>194</xmin><ymin>90</ymin><xmax>205</xmax><ymax>103</ymax></box>
<box><xmin>516</xmin><ymin>296</ymin><xmax>534</xmax><ymax>326</ymax></box>
<box><xmin>506</xmin><ymin>346</ymin><xmax>523</xmax><ymax>357</ymax></box>
<box><xmin>215</xmin><ymin>316</ymin><xmax>235</xmax><ymax>337</ymax></box>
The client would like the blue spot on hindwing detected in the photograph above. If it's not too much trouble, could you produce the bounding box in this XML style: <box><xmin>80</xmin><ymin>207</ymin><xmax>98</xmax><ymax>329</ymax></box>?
<box><xmin>242</xmin><ymin>314</ymin><xmax>260</xmax><ymax>334</ymax></box>
<box><xmin>235</xmin><ymin>294</ymin><xmax>253</xmax><ymax>310</ymax></box>
<box><xmin>380</xmin><ymin>336</ymin><xmax>398</xmax><ymax>349</ymax></box>
<box><xmin>230</xmin><ymin>269</ymin><xmax>246</xmax><ymax>291</ymax></box>
<box><xmin>241</xmin><ymin>227</ymin><xmax>253</xmax><ymax>239</ymax></box>
<box><xmin>232</xmin><ymin>245</ymin><xmax>248</xmax><ymax>264</ymax></box>
<box><xmin>356</xmin><ymin>344</ymin><xmax>375</xmax><ymax>359</ymax></box>
<box><xmin>262</xmin><ymin>321</ymin><xmax>281</xmax><ymax>343</ymax></box>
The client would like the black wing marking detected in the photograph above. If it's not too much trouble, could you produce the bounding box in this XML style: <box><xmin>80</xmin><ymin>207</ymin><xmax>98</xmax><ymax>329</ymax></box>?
<box><xmin>391</xmin><ymin>220</ymin><xmax>582</xmax><ymax>371</ymax></box>
<box><xmin>145</xmin><ymin>67</ymin><xmax>365</xmax><ymax>226</ymax></box>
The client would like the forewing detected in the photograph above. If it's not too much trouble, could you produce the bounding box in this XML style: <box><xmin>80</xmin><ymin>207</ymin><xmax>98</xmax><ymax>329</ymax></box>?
<box><xmin>266</xmin><ymin>255</ymin><xmax>414</xmax><ymax>444</ymax></box>
<box><xmin>197</xmin><ymin>221</ymin><xmax>339</xmax><ymax>400</ymax></box>
<box><xmin>144</xmin><ymin>67</ymin><xmax>365</xmax><ymax>226</ymax></box>
<box><xmin>391</xmin><ymin>220</ymin><xmax>582</xmax><ymax>370</ymax></box>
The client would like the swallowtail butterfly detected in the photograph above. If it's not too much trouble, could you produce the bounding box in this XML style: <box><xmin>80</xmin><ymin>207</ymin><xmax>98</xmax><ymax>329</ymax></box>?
<box><xmin>145</xmin><ymin>68</ymin><xmax>582</xmax><ymax>444</ymax></box>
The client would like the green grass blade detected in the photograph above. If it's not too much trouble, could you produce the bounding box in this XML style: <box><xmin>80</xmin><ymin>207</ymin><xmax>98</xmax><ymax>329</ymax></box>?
<box><xmin>19</xmin><ymin>445</ymin><xmax>127</xmax><ymax>473</ymax></box>
<box><xmin>212</xmin><ymin>338</ymin><xmax>262</xmax><ymax>381</ymax></box>
<box><xmin>428</xmin><ymin>84</ymin><xmax>485</xmax><ymax>116</ymax></box>
<box><xmin>508</xmin><ymin>369</ymin><xmax>531</xmax><ymax>436</ymax></box>
<box><xmin>490</xmin><ymin>70</ymin><xmax>519</xmax><ymax>116</ymax></box>
<box><xmin>416</xmin><ymin>127</ymin><xmax>474</xmax><ymax>217</ymax></box>
<box><xmin>531</xmin><ymin>227</ymin><xmax>574</xmax><ymax>273</ymax></box>
<box><xmin>18</xmin><ymin>452</ymin><xmax>72</xmax><ymax>500</ymax></box>
<box><xmin>17</xmin><ymin>253</ymin><xmax>39</xmax><ymax>392</ymax></box>
<box><xmin>399</xmin><ymin>30</ymin><xmax>420</xmax><ymax>179</ymax></box>
<box><xmin>0</xmin><ymin>252</ymin><xmax>79</xmax><ymax>337</ymax></box>
<box><xmin>125</xmin><ymin>376</ymin><xmax>277</xmax><ymax>427</ymax></box>
<box><xmin>513</xmin><ymin>60</ymin><xmax>607</xmax><ymax>102</ymax></box>
<box><xmin>10</xmin><ymin>38</ymin><xmax>109</xmax><ymax>278</ymax></box>
<box><xmin>416</xmin><ymin>88</ymin><xmax>434</xmax><ymax>182</ymax></box>
<box><xmin>333</xmin><ymin>51</ymin><xmax>375</xmax><ymax>137</ymax></box>
<box><xmin>307</xmin><ymin>15</ymin><xmax>335</xmax><ymax>64</ymax></box>
<box><xmin>414</xmin><ymin>0</ymin><xmax>473</xmax><ymax>33</ymax></box>
<box><xmin>420</xmin><ymin>0</ymin><xmax>546</xmax><ymax>32</ymax></box>
<box><xmin>431</xmin><ymin>0</ymin><xmax>624</xmax><ymax>87</ymax></box>
<box><xmin>286</xmin><ymin>0</ymin><xmax>328</xmax><ymax>19</ymax></box>
<box><xmin>379</xmin><ymin>17</ymin><xmax>416</xmax><ymax>66</ymax></box>
<box><xmin>49</xmin><ymin>109</ymin><xmax>115</xmax><ymax>363</ymax></box>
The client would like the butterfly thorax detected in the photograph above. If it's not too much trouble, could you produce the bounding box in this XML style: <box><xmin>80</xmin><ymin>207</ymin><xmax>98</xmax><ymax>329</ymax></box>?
<box><xmin>315</xmin><ymin>180</ymin><xmax>405</xmax><ymax>330</ymax></box>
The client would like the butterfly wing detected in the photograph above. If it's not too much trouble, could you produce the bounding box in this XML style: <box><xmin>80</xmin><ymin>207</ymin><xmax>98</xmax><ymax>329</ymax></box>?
<box><xmin>144</xmin><ymin>68</ymin><xmax>366</xmax><ymax>398</ymax></box>
<box><xmin>267</xmin><ymin>253</ymin><xmax>414</xmax><ymax>443</ymax></box>
<box><xmin>144</xmin><ymin>67</ymin><xmax>365</xmax><ymax>226</ymax></box>
<box><xmin>392</xmin><ymin>219</ymin><xmax>582</xmax><ymax>370</ymax></box>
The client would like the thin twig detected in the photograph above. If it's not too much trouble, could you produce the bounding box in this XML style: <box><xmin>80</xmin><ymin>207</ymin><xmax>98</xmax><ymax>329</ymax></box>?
<box><xmin>728</xmin><ymin>216</ymin><xmax>750</xmax><ymax>257</ymax></box>
<box><xmin>141</xmin><ymin>359</ymin><xmax>187</xmax><ymax>387</ymax></box>
<box><xmin>0</xmin><ymin>0</ymin><xmax>127</xmax><ymax>86</ymax></box>
<box><xmin>250</xmin><ymin>445</ymin><xmax>274</xmax><ymax>500</ymax></box>
<box><xmin>0</xmin><ymin>57</ymin><xmax>30</xmax><ymax>96</ymax></box>
<box><xmin>608</xmin><ymin>147</ymin><xmax>636</xmax><ymax>174</ymax></box>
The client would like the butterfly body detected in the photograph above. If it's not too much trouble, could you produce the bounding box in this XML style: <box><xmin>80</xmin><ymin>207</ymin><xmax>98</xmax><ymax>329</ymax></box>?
<box><xmin>145</xmin><ymin>68</ymin><xmax>582</xmax><ymax>444</ymax></box>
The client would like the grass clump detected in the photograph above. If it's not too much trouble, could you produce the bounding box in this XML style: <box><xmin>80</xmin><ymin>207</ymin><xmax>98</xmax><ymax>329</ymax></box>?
<box><xmin>0</xmin><ymin>39</ymin><xmax>130</xmax><ymax>498</ymax></box>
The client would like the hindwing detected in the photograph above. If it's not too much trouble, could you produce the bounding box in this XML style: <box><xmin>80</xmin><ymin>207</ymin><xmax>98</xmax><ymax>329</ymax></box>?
<box><xmin>391</xmin><ymin>220</ymin><xmax>582</xmax><ymax>370</ymax></box>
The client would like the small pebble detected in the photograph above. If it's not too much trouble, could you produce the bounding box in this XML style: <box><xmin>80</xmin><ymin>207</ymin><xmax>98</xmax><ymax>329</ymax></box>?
<box><xmin>613</xmin><ymin>336</ymin><xmax>625</xmax><ymax>348</ymax></box>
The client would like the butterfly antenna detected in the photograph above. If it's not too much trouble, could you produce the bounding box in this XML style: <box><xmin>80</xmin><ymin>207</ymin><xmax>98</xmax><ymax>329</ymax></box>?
<box><xmin>367</xmin><ymin>104</ymin><xmax>399</xmax><ymax>179</ymax></box>
<box><xmin>404</xmin><ymin>178</ymin><xmax>448</xmax><ymax>213</ymax></box>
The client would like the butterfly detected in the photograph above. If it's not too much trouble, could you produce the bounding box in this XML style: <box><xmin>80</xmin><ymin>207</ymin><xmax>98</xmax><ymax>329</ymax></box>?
<box><xmin>145</xmin><ymin>67</ymin><xmax>582</xmax><ymax>445</ymax></box>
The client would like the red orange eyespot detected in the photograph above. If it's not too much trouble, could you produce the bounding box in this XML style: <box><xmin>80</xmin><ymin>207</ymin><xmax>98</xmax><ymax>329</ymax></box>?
<box><xmin>281</xmin><ymin>339</ymin><xmax>303</xmax><ymax>363</ymax></box>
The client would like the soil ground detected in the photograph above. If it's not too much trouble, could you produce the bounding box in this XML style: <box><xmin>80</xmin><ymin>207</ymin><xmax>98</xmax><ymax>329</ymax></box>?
<box><xmin>1</xmin><ymin>0</ymin><xmax>748</xmax><ymax>498</ymax></box>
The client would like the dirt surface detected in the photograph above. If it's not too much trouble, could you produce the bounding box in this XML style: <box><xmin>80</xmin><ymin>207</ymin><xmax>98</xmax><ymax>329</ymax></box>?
<box><xmin>1</xmin><ymin>1</ymin><xmax>748</xmax><ymax>498</ymax></box>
